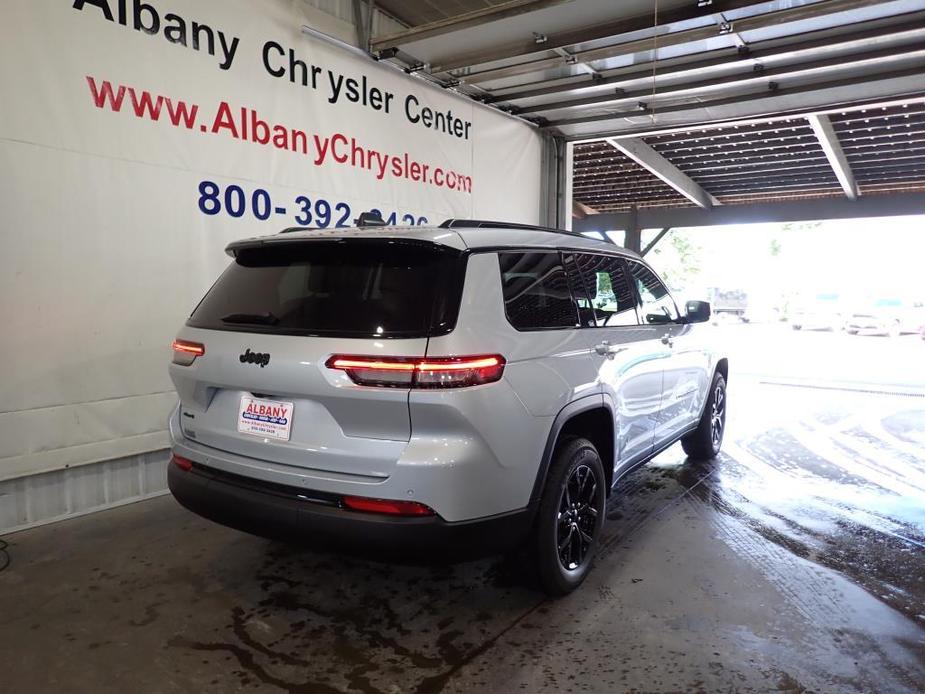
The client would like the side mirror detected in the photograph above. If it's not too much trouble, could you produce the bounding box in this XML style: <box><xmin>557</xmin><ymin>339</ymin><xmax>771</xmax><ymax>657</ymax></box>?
<box><xmin>685</xmin><ymin>300</ymin><xmax>711</xmax><ymax>324</ymax></box>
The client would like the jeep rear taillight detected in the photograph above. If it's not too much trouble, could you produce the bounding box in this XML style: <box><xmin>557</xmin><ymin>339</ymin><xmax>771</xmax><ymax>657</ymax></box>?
<box><xmin>172</xmin><ymin>339</ymin><xmax>205</xmax><ymax>366</ymax></box>
<box><xmin>326</xmin><ymin>354</ymin><xmax>505</xmax><ymax>388</ymax></box>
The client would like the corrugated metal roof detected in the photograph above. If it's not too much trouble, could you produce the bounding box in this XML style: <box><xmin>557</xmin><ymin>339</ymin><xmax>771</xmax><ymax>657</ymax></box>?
<box><xmin>369</xmin><ymin>0</ymin><xmax>925</xmax><ymax>210</ymax></box>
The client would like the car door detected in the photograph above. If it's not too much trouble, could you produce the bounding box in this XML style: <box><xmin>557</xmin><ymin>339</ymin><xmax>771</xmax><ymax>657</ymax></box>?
<box><xmin>626</xmin><ymin>260</ymin><xmax>711</xmax><ymax>446</ymax></box>
<box><xmin>566</xmin><ymin>252</ymin><xmax>666</xmax><ymax>473</ymax></box>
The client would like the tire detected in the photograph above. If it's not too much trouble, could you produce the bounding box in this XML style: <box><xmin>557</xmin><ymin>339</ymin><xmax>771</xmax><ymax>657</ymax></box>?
<box><xmin>532</xmin><ymin>437</ymin><xmax>606</xmax><ymax>596</ymax></box>
<box><xmin>681</xmin><ymin>372</ymin><xmax>727</xmax><ymax>460</ymax></box>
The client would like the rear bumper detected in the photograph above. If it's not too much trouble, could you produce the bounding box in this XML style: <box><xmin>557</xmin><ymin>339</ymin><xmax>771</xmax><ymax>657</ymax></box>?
<box><xmin>167</xmin><ymin>460</ymin><xmax>533</xmax><ymax>559</ymax></box>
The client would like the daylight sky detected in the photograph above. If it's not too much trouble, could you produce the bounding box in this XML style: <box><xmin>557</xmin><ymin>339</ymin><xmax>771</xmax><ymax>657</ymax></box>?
<box><xmin>642</xmin><ymin>215</ymin><xmax>925</xmax><ymax>303</ymax></box>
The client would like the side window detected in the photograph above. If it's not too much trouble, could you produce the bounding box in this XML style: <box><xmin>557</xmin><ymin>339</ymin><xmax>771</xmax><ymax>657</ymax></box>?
<box><xmin>574</xmin><ymin>254</ymin><xmax>639</xmax><ymax>327</ymax></box>
<box><xmin>562</xmin><ymin>253</ymin><xmax>597</xmax><ymax>327</ymax></box>
<box><xmin>628</xmin><ymin>261</ymin><xmax>679</xmax><ymax>324</ymax></box>
<box><xmin>498</xmin><ymin>252</ymin><xmax>579</xmax><ymax>330</ymax></box>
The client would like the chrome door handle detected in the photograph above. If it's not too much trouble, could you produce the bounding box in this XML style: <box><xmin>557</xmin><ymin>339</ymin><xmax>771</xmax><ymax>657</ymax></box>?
<box><xmin>594</xmin><ymin>340</ymin><xmax>611</xmax><ymax>356</ymax></box>
<box><xmin>660</xmin><ymin>335</ymin><xmax>674</xmax><ymax>347</ymax></box>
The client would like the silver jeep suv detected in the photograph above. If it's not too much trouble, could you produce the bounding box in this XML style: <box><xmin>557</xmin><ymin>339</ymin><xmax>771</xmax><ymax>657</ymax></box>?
<box><xmin>167</xmin><ymin>219</ymin><xmax>727</xmax><ymax>594</ymax></box>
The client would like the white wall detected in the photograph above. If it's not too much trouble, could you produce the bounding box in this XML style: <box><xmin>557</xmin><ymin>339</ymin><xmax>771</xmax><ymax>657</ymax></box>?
<box><xmin>0</xmin><ymin>0</ymin><xmax>543</xmax><ymax>482</ymax></box>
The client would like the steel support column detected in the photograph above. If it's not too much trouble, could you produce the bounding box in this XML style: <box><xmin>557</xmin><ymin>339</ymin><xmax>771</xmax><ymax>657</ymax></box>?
<box><xmin>539</xmin><ymin>133</ymin><xmax>556</xmax><ymax>227</ymax></box>
<box><xmin>624</xmin><ymin>206</ymin><xmax>641</xmax><ymax>253</ymax></box>
<box><xmin>559</xmin><ymin>140</ymin><xmax>573</xmax><ymax>230</ymax></box>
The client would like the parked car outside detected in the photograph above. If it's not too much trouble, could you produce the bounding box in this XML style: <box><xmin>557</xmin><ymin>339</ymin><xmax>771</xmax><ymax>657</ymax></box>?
<box><xmin>845</xmin><ymin>298</ymin><xmax>925</xmax><ymax>337</ymax></box>
<box><xmin>790</xmin><ymin>292</ymin><xmax>845</xmax><ymax>331</ymax></box>
<box><xmin>166</xmin><ymin>220</ymin><xmax>728</xmax><ymax>595</ymax></box>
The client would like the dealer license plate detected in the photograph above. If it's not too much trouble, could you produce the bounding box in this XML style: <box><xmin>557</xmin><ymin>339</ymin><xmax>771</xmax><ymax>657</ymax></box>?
<box><xmin>238</xmin><ymin>396</ymin><xmax>294</xmax><ymax>441</ymax></box>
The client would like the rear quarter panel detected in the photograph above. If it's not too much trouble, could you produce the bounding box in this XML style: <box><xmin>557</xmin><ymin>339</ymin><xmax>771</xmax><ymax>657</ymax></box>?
<box><xmin>414</xmin><ymin>252</ymin><xmax>600</xmax><ymax>515</ymax></box>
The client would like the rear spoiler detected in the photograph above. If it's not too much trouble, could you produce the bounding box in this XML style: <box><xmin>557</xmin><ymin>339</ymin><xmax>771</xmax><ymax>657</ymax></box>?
<box><xmin>224</xmin><ymin>232</ymin><xmax>459</xmax><ymax>257</ymax></box>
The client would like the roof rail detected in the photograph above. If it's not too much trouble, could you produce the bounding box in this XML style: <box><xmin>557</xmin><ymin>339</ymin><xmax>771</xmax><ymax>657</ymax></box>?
<box><xmin>439</xmin><ymin>218</ymin><xmax>616</xmax><ymax>244</ymax></box>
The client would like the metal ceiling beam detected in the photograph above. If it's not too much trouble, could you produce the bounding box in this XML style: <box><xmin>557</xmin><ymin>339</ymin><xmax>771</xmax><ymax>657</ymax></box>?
<box><xmin>446</xmin><ymin>0</ymin><xmax>911</xmax><ymax>84</ymax></box>
<box><xmin>487</xmin><ymin>48</ymin><xmax>734</xmax><ymax>104</ymax></box>
<box><xmin>840</xmin><ymin>131</ymin><xmax>925</xmax><ymax>146</ymax></box>
<box><xmin>605</xmin><ymin>138</ymin><xmax>719</xmax><ymax>210</ymax></box>
<box><xmin>553</xmin><ymin>64</ymin><xmax>925</xmax><ymax>132</ymax></box>
<box><xmin>851</xmin><ymin>155</ymin><xmax>925</xmax><ymax>169</ymax></box>
<box><xmin>518</xmin><ymin>41</ymin><xmax>925</xmax><ymax>116</ymax></box>
<box><xmin>663</xmin><ymin>150</ymin><xmax>830</xmax><ymax>168</ymax></box>
<box><xmin>683</xmin><ymin>165</ymin><xmax>837</xmax><ymax>181</ymax></box>
<box><xmin>460</xmin><ymin>25</ymin><xmax>723</xmax><ymax>84</ymax></box>
<box><xmin>572</xmin><ymin>191</ymin><xmax>925</xmax><ymax>231</ymax></box>
<box><xmin>370</xmin><ymin>0</ymin><xmax>572</xmax><ymax>53</ymax></box>
<box><xmin>806</xmin><ymin>114</ymin><xmax>859</xmax><ymax>200</ymax></box>
<box><xmin>489</xmin><ymin>15</ymin><xmax>925</xmax><ymax>104</ymax></box>
<box><xmin>429</xmin><ymin>0</ymin><xmax>763</xmax><ymax>74</ymax></box>
<box><xmin>575</xmin><ymin>182</ymin><xmax>679</xmax><ymax>194</ymax></box>
<box><xmin>547</xmin><ymin>49</ymin><xmax>925</xmax><ymax>126</ymax></box>
<box><xmin>646</xmin><ymin>123</ymin><xmax>814</xmax><ymax>144</ymax></box>
<box><xmin>568</xmin><ymin>94</ymin><xmax>925</xmax><ymax>143</ymax></box>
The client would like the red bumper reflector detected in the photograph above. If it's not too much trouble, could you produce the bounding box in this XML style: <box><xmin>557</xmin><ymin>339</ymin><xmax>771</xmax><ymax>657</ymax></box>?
<box><xmin>343</xmin><ymin>495</ymin><xmax>435</xmax><ymax>517</ymax></box>
<box><xmin>171</xmin><ymin>454</ymin><xmax>194</xmax><ymax>472</ymax></box>
<box><xmin>326</xmin><ymin>354</ymin><xmax>505</xmax><ymax>388</ymax></box>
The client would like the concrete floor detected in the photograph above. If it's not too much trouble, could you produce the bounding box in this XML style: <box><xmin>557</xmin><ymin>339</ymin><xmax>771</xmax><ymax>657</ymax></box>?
<box><xmin>2</xmin><ymin>329</ymin><xmax>924</xmax><ymax>693</ymax></box>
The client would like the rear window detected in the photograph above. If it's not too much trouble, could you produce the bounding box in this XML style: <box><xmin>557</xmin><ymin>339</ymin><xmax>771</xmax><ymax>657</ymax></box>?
<box><xmin>187</xmin><ymin>240</ymin><xmax>464</xmax><ymax>338</ymax></box>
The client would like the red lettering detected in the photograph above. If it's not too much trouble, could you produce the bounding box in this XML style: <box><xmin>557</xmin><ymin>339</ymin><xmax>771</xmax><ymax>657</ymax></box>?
<box><xmin>85</xmin><ymin>76</ymin><xmax>472</xmax><ymax>192</ymax></box>
<box><xmin>86</xmin><ymin>76</ymin><xmax>126</xmax><ymax>111</ymax></box>
<box><xmin>128</xmin><ymin>88</ymin><xmax>164</xmax><ymax>120</ymax></box>
<box><xmin>331</xmin><ymin>133</ymin><xmax>348</xmax><ymax>163</ymax></box>
<box><xmin>250</xmin><ymin>110</ymin><xmax>270</xmax><ymax>144</ymax></box>
<box><xmin>164</xmin><ymin>97</ymin><xmax>198</xmax><ymax>128</ymax></box>
<box><xmin>211</xmin><ymin>101</ymin><xmax>238</xmax><ymax>137</ymax></box>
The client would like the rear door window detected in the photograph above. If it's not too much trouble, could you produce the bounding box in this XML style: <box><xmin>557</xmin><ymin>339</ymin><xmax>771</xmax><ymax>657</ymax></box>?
<box><xmin>498</xmin><ymin>252</ymin><xmax>579</xmax><ymax>330</ymax></box>
<box><xmin>187</xmin><ymin>240</ymin><xmax>464</xmax><ymax>338</ymax></box>
<box><xmin>573</xmin><ymin>253</ymin><xmax>639</xmax><ymax>327</ymax></box>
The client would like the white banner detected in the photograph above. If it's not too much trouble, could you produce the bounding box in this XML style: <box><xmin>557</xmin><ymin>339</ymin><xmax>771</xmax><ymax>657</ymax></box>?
<box><xmin>0</xmin><ymin>0</ymin><xmax>543</xmax><ymax>480</ymax></box>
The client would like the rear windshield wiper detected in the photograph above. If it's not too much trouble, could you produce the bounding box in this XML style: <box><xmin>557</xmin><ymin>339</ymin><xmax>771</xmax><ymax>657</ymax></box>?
<box><xmin>220</xmin><ymin>312</ymin><xmax>280</xmax><ymax>325</ymax></box>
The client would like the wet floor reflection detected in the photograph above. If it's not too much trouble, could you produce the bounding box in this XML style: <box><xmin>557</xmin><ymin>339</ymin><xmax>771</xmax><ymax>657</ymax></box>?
<box><xmin>642</xmin><ymin>382</ymin><xmax>925</xmax><ymax>623</ymax></box>
<box><xmin>3</xmin><ymin>381</ymin><xmax>923</xmax><ymax>692</ymax></box>
<box><xmin>173</xmin><ymin>381</ymin><xmax>924</xmax><ymax>691</ymax></box>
